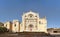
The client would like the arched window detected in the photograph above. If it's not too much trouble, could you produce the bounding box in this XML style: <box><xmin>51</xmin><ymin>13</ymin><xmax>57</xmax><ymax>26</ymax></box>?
<box><xmin>6</xmin><ymin>24</ymin><xmax>7</xmax><ymax>27</ymax></box>
<box><xmin>29</xmin><ymin>24</ymin><xmax>33</xmax><ymax>28</ymax></box>
<box><xmin>14</xmin><ymin>24</ymin><xmax>16</xmax><ymax>27</ymax></box>
<box><xmin>35</xmin><ymin>16</ymin><xmax>37</xmax><ymax>17</ymax></box>
<box><xmin>25</xmin><ymin>15</ymin><xmax>27</xmax><ymax>17</ymax></box>
<box><xmin>39</xmin><ymin>21</ymin><xmax>41</xmax><ymax>24</ymax></box>
<box><xmin>28</xmin><ymin>14</ymin><xmax>33</xmax><ymax>18</ymax></box>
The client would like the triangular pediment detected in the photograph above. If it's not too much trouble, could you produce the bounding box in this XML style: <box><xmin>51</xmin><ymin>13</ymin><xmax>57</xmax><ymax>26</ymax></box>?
<box><xmin>22</xmin><ymin>10</ymin><xmax>39</xmax><ymax>17</ymax></box>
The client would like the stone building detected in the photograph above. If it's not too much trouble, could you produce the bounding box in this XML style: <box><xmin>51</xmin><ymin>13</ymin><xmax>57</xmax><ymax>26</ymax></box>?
<box><xmin>4</xmin><ymin>21</ymin><xmax>12</xmax><ymax>31</ymax></box>
<box><xmin>12</xmin><ymin>20</ymin><xmax>20</xmax><ymax>32</ymax></box>
<box><xmin>4</xmin><ymin>11</ymin><xmax>47</xmax><ymax>33</ymax></box>
<box><xmin>47</xmin><ymin>28</ymin><xmax>60</xmax><ymax>35</ymax></box>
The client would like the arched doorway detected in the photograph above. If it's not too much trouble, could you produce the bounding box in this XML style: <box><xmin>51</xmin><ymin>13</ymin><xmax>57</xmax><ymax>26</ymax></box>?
<box><xmin>28</xmin><ymin>24</ymin><xmax>33</xmax><ymax>31</ymax></box>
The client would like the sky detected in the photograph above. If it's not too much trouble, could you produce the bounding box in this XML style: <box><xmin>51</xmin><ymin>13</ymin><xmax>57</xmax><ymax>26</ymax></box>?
<box><xmin>0</xmin><ymin>0</ymin><xmax>60</xmax><ymax>28</ymax></box>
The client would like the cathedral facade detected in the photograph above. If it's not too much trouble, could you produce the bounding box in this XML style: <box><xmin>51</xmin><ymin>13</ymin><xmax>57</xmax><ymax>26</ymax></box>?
<box><xmin>4</xmin><ymin>11</ymin><xmax>47</xmax><ymax>33</ymax></box>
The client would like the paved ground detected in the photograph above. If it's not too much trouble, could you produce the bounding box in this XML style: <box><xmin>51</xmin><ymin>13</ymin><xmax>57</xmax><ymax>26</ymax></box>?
<box><xmin>0</xmin><ymin>33</ymin><xmax>60</xmax><ymax>37</ymax></box>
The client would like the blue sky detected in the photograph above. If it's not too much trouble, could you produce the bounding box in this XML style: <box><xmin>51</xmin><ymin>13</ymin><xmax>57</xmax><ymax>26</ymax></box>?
<box><xmin>0</xmin><ymin>0</ymin><xmax>60</xmax><ymax>28</ymax></box>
